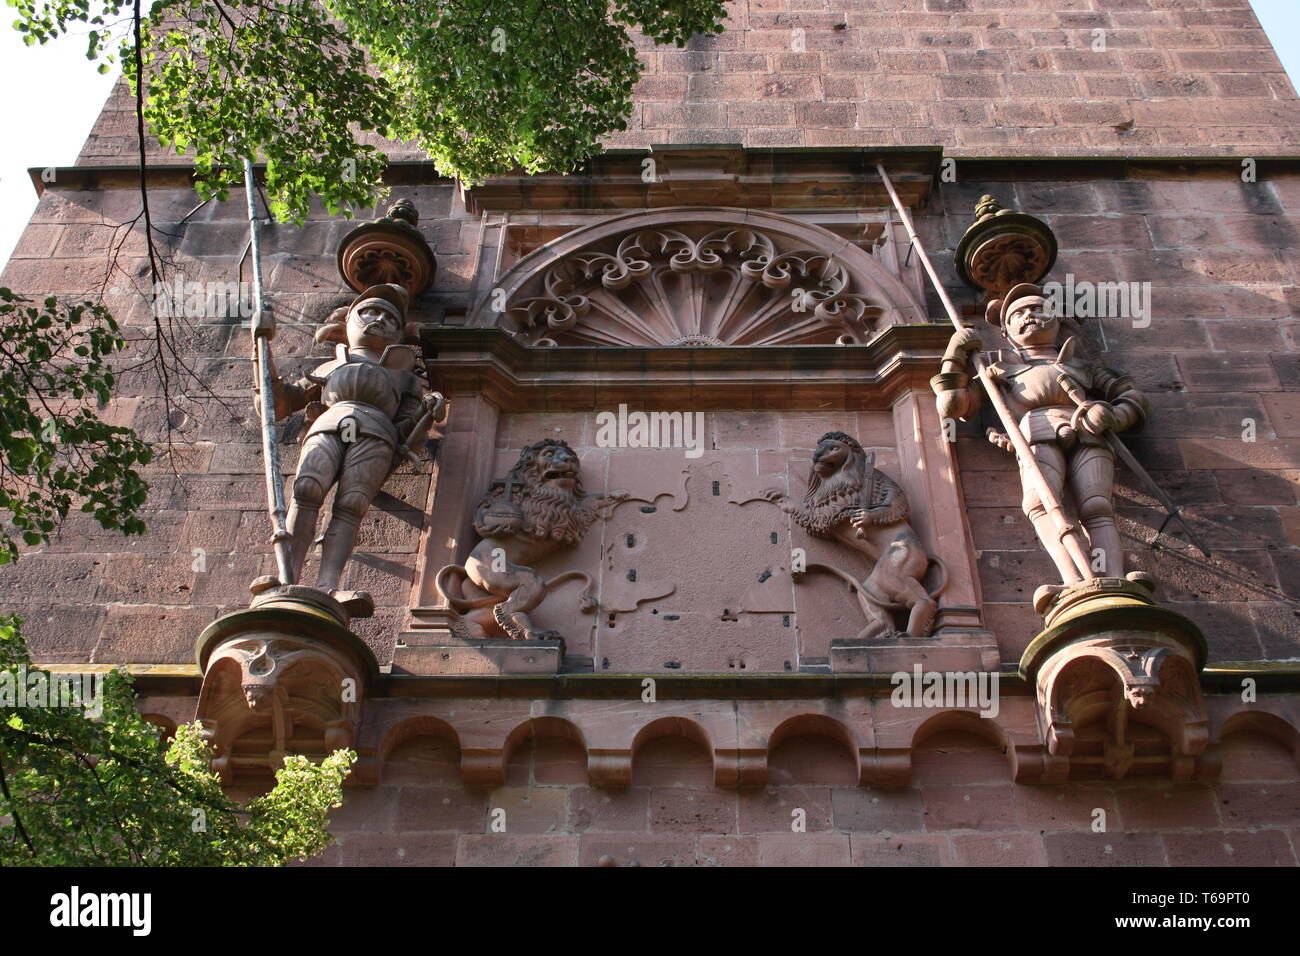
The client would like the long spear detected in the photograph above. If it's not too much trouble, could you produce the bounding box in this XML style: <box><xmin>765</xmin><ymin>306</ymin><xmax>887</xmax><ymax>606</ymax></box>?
<box><xmin>244</xmin><ymin>157</ymin><xmax>295</xmax><ymax>586</ymax></box>
<box><xmin>875</xmin><ymin>162</ymin><xmax>1095</xmax><ymax>582</ymax></box>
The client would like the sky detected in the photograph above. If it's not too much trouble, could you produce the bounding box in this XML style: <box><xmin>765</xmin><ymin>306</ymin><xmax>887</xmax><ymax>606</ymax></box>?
<box><xmin>0</xmin><ymin>0</ymin><xmax>1297</xmax><ymax>271</ymax></box>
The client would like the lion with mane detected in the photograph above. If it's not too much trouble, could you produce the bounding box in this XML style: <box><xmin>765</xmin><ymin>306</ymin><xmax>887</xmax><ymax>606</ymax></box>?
<box><xmin>436</xmin><ymin>438</ymin><xmax>618</xmax><ymax>641</ymax></box>
<box><xmin>767</xmin><ymin>431</ymin><xmax>944</xmax><ymax>639</ymax></box>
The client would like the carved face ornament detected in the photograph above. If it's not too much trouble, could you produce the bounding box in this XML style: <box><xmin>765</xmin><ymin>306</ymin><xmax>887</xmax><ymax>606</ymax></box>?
<box><xmin>538</xmin><ymin>444</ymin><xmax>579</xmax><ymax>489</ymax></box>
<box><xmin>347</xmin><ymin>302</ymin><xmax>403</xmax><ymax>350</ymax></box>
<box><xmin>1004</xmin><ymin>296</ymin><xmax>1059</xmax><ymax>348</ymax></box>
<box><xmin>813</xmin><ymin>439</ymin><xmax>851</xmax><ymax>477</ymax></box>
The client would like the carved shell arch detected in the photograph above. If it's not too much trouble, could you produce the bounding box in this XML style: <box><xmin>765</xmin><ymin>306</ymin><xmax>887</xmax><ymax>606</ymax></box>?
<box><xmin>470</xmin><ymin>207</ymin><xmax>928</xmax><ymax>347</ymax></box>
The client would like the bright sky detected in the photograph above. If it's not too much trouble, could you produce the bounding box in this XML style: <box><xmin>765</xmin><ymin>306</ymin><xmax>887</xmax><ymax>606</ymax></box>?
<box><xmin>0</xmin><ymin>0</ymin><xmax>1297</xmax><ymax>271</ymax></box>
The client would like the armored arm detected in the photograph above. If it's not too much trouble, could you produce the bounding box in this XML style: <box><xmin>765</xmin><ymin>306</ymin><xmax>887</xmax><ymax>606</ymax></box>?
<box><xmin>1095</xmin><ymin>366</ymin><xmax>1148</xmax><ymax>433</ymax></box>
<box><xmin>255</xmin><ymin>353</ymin><xmax>318</xmax><ymax>421</ymax></box>
<box><xmin>931</xmin><ymin>328</ymin><xmax>984</xmax><ymax>422</ymax></box>
<box><xmin>269</xmin><ymin>375</ymin><xmax>319</xmax><ymax>421</ymax></box>
<box><xmin>395</xmin><ymin>380</ymin><xmax>447</xmax><ymax>447</ymax></box>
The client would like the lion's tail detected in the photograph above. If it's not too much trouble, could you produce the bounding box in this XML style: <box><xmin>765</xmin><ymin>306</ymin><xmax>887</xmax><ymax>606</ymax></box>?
<box><xmin>805</xmin><ymin>562</ymin><xmax>880</xmax><ymax>618</ymax></box>
<box><xmin>924</xmin><ymin>555</ymin><xmax>948</xmax><ymax>602</ymax></box>
<box><xmin>807</xmin><ymin>555</ymin><xmax>947</xmax><ymax>613</ymax></box>
<box><xmin>435</xmin><ymin>564</ymin><xmax>499</xmax><ymax>613</ymax></box>
<box><xmin>545</xmin><ymin>570</ymin><xmax>598</xmax><ymax>613</ymax></box>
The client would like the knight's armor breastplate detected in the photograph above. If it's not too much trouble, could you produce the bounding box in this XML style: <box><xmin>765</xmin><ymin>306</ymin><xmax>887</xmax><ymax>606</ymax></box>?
<box><xmin>1003</xmin><ymin>362</ymin><xmax>1076</xmax><ymax>413</ymax></box>
<box><xmin>321</xmin><ymin>360</ymin><xmax>401</xmax><ymax>419</ymax></box>
<box><xmin>998</xmin><ymin>359</ymin><xmax>1098</xmax><ymax>445</ymax></box>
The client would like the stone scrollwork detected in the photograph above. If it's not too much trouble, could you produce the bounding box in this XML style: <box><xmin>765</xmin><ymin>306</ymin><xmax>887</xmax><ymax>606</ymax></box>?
<box><xmin>497</xmin><ymin>213</ymin><xmax>921</xmax><ymax>348</ymax></box>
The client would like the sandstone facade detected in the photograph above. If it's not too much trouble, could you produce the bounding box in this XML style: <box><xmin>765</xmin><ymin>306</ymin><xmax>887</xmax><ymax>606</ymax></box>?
<box><xmin>2</xmin><ymin>0</ymin><xmax>1299</xmax><ymax>866</ymax></box>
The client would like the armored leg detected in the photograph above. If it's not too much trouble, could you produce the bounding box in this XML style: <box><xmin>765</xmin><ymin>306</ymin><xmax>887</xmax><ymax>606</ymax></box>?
<box><xmin>317</xmin><ymin>436</ymin><xmax>393</xmax><ymax>593</ymax></box>
<box><xmin>1069</xmin><ymin>442</ymin><xmax>1121</xmax><ymax>577</ymax></box>
<box><xmin>286</xmin><ymin>432</ymin><xmax>344</xmax><ymax>583</ymax></box>
<box><xmin>1020</xmin><ymin>441</ymin><xmax>1083</xmax><ymax>584</ymax></box>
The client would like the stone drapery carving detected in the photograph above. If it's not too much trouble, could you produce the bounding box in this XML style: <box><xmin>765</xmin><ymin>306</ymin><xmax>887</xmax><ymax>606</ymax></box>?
<box><xmin>435</xmin><ymin>438</ymin><xmax>626</xmax><ymax>641</ymax></box>
<box><xmin>254</xmin><ymin>283</ymin><xmax>445</xmax><ymax>613</ymax></box>
<box><xmin>765</xmin><ymin>431</ymin><xmax>945</xmax><ymax>639</ymax></box>
<box><xmin>474</xmin><ymin>207</ymin><xmax>928</xmax><ymax>348</ymax></box>
<box><xmin>931</xmin><ymin>282</ymin><xmax>1149</xmax><ymax>596</ymax></box>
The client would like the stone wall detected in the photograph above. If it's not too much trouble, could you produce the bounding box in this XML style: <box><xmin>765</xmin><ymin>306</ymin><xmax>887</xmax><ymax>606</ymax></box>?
<box><xmin>2</xmin><ymin>0</ymin><xmax>1299</xmax><ymax>867</ymax></box>
<box><xmin>4</xmin><ymin>165</ymin><xmax>1299</xmax><ymax>671</ymax></box>
<box><xmin>302</xmin><ymin>726</ymin><xmax>1299</xmax><ymax>866</ymax></box>
<box><xmin>74</xmin><ymin>0</ymin><xmax>1300</xmax><ymax>165</ymax></box>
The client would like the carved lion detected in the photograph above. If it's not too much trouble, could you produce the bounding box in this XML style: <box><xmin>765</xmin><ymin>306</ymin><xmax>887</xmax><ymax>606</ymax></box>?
<box><xmin>436</xmin><ymin>438</ymin><xmax>623</xmax><ymax>641</ymax></box>
<box><xmin>767</xmin><ymin>431</ymin><xmax>945</xmax><ymax>639</ymax></box>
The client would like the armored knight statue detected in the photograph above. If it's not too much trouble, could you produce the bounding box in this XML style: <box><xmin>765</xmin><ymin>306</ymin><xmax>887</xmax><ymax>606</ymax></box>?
<box><xmin>253</xmin><ymin>283</ymin><xmax>444</xmax><ymax>611</ymax></box>
<box><xmin>932</xmin><ymin>281</ymin><xmax>1150</xmax><ymax>589</ymax></box>
<box><xmin>436</xmin><ymin>438</ymin><xmax>626</xmax><ymax>641</ymax></box>
<box><xmin>766</xmin><ymin>431</ymin><xmax>945</xmax><ymax>639</ymax></box>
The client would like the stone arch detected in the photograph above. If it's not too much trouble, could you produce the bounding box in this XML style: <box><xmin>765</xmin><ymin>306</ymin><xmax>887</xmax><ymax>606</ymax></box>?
<box><xmin>630</xmin><ymin>716</ymin><xmax>715</xmax><ymax>786</ymax></box>
<box><xmin>141</xmin><ymin>713</ymin><xmax>178</xmax><ymax>741</ymax></box>
<box><xmin>502</xmin><ymin>716</ymin><xmax>589</xmax><ymax>783</ymax></box>
<box><xmin>469</xmin><ymin>206</ymin><xmax>928</xmax><ymax>347</ymax></box>
<box><xmin>377</xmin><ymin>715</ymin><xmax>462</xmax><ymax>778</ymax></box>
<box><xmin>1219</xmin><ymin>710</ymin><xmax>1300</xmax><ymax>775</ymax></box>
<box><xmin>766</xmin><ymin>713</ymin><xmax>860</xmax><ymax>785</ymax></box>
<box><xmin>910</xmin><ymin>710</ymin><xmax>1017</xmax><ymax>783</ymax></box>
<box><xmin>379</xmin><ymin>714</ymin><xmax>461</xmax><ymax>758</ymax></box>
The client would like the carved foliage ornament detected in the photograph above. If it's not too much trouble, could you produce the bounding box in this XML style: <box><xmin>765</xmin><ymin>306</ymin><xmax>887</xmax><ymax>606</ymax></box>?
<box><xmin>506</xmin><ymin>226</ymin><xmax>886</xmax><ymax>348</ymax></box>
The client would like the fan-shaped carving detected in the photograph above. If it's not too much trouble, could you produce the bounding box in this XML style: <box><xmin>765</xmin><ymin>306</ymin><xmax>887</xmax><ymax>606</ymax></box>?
<box><xmin>474</xmin><ymin>208</ymin><xmax>928</xmax><ymax>348</ymax></box>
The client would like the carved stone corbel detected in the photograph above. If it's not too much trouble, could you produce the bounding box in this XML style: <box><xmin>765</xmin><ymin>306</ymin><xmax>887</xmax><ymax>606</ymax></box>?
<box><xmin>587</xmin><ymin>749</ymin><xmax>634</xmax><ymax>788</ymax></box>
<box><xmin>1020</xmin><ymin>579</ymin><xmax>1210</xmax><ymax>782</ymax></box>
<box><xmin>337</xmin><ymin>198</ymin><xmax>437</xmax><ymax>297</ymax></box>
<box><xmin>955</xmin><ymin>194</ymin><xmax>1057</xmax><ymax>297</ymax></box>
<box><xmin>195</xmin><ymin>587</ymin><xmax>379</xmax><ymax>783</ymax></box>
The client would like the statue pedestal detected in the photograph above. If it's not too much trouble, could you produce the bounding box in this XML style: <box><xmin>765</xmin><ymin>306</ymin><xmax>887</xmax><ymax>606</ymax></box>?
<box><xmin>393</xmin><ymin>630</ymin><xmax>564</xmax><ymax>676</ymax></box>
<box><xmin>1019</xmin><ymin>577</ymin><xmax>1211</xmax><ymax>782</ymax></box>
<box><xmin>194</xmin><ymin>586</ymin><xmax>379</xmax><ymax>782</ymax></box>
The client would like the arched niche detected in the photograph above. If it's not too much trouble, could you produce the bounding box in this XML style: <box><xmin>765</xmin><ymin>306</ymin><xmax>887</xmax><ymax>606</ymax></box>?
<box><xmin>468</xmin><ymin>206</ymin><xmax>929</xmax><ymax>348</ymax></box>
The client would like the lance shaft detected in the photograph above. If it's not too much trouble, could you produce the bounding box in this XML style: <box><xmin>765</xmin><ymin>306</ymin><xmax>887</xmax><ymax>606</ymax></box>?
<box><xmin>875</xmin><ymin>162</ymin><xmax>1094</xmax><ymax>582</ymax></box>
<box><xmin>244</xmin><ymin>157</ymin><xmax>295</xmax><ymax>586</ymax></box>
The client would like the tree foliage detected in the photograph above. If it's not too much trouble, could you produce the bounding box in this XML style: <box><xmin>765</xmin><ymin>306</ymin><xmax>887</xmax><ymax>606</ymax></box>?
<box><xmin>10</xmin><ymin>0</ymin><xmax>729</xmax><ymax>221</ymax></box>
<box><xmin>0</xmin><ymin>289</ymin><xmax>153</xmax><ymax>565</ymax></box>
<box><xmin>0</xmin><ymin>617</ymin><xmax>352</xmax><ymax>865</ymax></box>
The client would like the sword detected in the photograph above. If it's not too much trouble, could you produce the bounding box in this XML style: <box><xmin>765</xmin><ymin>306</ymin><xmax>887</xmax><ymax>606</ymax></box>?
<box><xmin>394</xmin><ymin>392</ymin><xmax>447</xmax><ymax>468</ymax></box>
<box><xmin>1052</xmin><ymin>344</ymin><xmax>1210</xmax><ymax>557</ymax></box>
